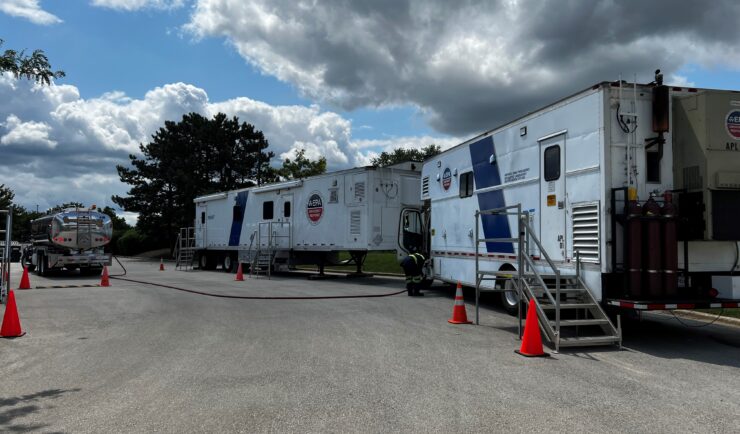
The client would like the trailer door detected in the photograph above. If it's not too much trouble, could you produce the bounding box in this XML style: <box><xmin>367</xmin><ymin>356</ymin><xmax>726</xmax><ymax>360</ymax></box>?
<box><xmin>539</xmin><ymin>135</ymin><xmax>566</xmax><ymax>261</ymax></box>
<box><xmin>195</xmin><ymin>203</ymin><xmax>207</xmax><ymax>248</ymax></box>
<box><xmin>274</xmin><ymin>194</ymin><xmax>292</xmax><ymax>249</ymax></box>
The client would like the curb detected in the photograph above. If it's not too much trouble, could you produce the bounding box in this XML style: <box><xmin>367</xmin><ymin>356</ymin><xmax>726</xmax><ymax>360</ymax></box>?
<box><xmin>673</xmin><ymin>310</ymin><xmax>740</xmax><ymax>328</ymax></box>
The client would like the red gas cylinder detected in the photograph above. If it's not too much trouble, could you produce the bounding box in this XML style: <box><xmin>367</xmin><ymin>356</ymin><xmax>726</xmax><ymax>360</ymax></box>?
<box><xmin>643</xmin><ymin>195</ymin><xmax>663</xmax><ymax>297</ymax></box>
<box><xmin>626</xmin><ymin>192</ymin><xmax>643</xmax><ymax>297</ymax></box>
<box><xmin>661</xmin><ymin>192</ymin><xmax>678</xmax><ymax>297</ymax></box>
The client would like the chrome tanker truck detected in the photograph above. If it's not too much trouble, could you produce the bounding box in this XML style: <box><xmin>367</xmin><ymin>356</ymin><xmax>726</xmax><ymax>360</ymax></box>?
<box><xmin>22</xmin><ymin>207</ymin><xmax>113</xmax><ymax>275</ymax></box>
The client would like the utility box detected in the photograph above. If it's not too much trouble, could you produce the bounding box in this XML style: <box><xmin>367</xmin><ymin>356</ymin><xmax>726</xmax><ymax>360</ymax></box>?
<box><xmin>712</xmin><ymin>276</ymin><xmax>740</xmax><ymax>300</ymax></box>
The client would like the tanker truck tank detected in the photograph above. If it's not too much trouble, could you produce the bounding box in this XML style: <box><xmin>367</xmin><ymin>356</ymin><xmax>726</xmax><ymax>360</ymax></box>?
<box><xmin>25</xmin><ymin>208</ymin><xmax>113</xmax><ymax>276</ymax></box>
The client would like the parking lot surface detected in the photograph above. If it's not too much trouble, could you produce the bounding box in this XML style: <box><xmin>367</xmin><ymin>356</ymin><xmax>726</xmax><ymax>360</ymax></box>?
<box><xmin>1</xmin><ymin>258</ymin><xmax>739</xmax><ymax>433</ymax></box>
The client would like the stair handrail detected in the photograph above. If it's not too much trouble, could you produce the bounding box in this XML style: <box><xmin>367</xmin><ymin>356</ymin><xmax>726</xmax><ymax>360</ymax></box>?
<box><xmin>519</xmin><ymin>215</ymin><xmax>561</xmax><ymax>341</ymax></box>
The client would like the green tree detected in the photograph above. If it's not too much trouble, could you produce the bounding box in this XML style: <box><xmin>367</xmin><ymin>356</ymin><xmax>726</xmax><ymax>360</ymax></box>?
<box><xmin>0</xmin><ymin>184</ymin><xmax>13</xmax><ymax>210</ymax></box>
<box><xmin>1</xmin><ymin>39</ymin><xmax>65</xmax><ymax>85</ymax></box>
<box><xmin>370</xmin><ymin>144</ymin><xmax>442</xmax><ymax>167</ymax></box>
<box><xmin>113</xmin><ymin>112</ymin><xmax>274</xmax><ymax>248</ymax></box>
<box><xmin>277</xmin><ymin>149</ymin><xmax>327</xmax><ymax>180</ymax></box>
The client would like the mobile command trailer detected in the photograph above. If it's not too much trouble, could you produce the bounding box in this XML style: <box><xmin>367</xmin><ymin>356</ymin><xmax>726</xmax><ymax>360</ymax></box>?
<box><xmin>22</xmin><ymin>208</ymin><xmax>113</xmax><ymax>276</ymax></box>
<box><xmin>190</xmin><ymin>165</ymin><xmax>422</xmax><ymax>274</ymax></box>
<box><xmin>404</xmin><ymin>76</ymin><xmax>740</xmax><ymax>349</ymax></box>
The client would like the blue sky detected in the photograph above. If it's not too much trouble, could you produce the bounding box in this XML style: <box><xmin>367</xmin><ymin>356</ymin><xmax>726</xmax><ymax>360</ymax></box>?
<box><xmin>0</xmin><ymin>2</ymin><xmax>435</xmax><ymax>140</ymax></box>
<box><xmin>0</xmin><ymin>0</ymin><xmax>738</xmax><ymax>219</ymax></box>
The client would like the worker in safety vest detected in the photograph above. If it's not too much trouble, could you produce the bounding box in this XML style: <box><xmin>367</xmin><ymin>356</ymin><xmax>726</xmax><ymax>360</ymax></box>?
<box><xmin>400</xmin><ymin>252</ymin><xmax>425</xmax><ymax>296</ymax></box>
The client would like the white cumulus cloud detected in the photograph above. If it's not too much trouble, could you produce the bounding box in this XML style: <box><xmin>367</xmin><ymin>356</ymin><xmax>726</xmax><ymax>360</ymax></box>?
<box><xmin>185</xmin><ymin>0</ymin><xmax>740</xmax><ymax>135</ymax></box>
<box><xmin>0</xmin><ymin>0</ymin><xmax>62</xmax><ymax>25</ymax></box>
<box><xmin>1</xmin><ymin>114</ymin><xmax>57</xmax><ymax>148</ymax></box>
<box><xmin>0</xmin><ymin>74</ymin><xmax>453</xmax><ymax>217</ymax></box>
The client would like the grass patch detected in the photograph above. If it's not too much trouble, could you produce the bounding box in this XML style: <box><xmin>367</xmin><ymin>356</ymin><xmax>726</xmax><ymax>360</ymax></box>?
<box><xmin>695</xmin><ymin>308</ymin><xmax>740</xmax><ymax>319</ymax></box>
<box><xmin>297</xmin><ymin>251</ymin><xmax>402</xmax><ymax>275</ymax></box>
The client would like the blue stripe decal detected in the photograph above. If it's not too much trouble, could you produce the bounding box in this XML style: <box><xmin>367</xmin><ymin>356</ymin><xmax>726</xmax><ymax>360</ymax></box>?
<box><xmin>469</xmin><ymin>136</ymin><xmax>514</xmax><ymax>254</ymax></box>
<box><xmin>228</xmin><ymin>191</ymin><xmax>249</xmax><ymax>246</ymax></box>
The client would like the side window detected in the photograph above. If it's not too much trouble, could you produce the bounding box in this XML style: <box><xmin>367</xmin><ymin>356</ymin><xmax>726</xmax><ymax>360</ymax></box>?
<box><xmin>544</xmin><ymin>145</ymin><xmax>561</xmax><ymax>181</ymax></box>
<box><xmin>459</xmin><ymin>172</ymin><xmax>474</xmax><ymax>198</ymax></box>
<box><xmin>233</xmin><ymin>205</ymin><xmax>243</xmax><ymax>221</ymax></box>
<box><xmin>284</xmin><ymin>201</ymin><xmax>291</xmax><ymax>218</ymax></box>
<box><xmin>201</xmin><ymin>212</ymin><xmax>205</xmax><ymax>224</ymax></box>
<box><xmin>262</xmin><ymin>201</ymin><xmax>274</xmax><ymax>220</ymax></box>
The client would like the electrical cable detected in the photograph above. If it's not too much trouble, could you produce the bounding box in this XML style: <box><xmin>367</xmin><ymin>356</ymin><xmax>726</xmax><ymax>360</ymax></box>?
<box><xmin>668</xmin><ymin>309</ymin><xmax>724</xmax><ymax>328</ymax></box>
<box><xmin>108</xmin><ymin>256</ymin><xmax>407</xmax><ymax>300</ymax></box>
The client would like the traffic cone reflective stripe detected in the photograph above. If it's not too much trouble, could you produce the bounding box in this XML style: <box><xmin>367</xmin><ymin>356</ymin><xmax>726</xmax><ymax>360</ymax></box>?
<box><xmin>448</xmin><ymin>282</ymin><xmax>472</xmax><ymax>324</ymax></box>
<box><xmin>100</xmin><ymin>266</ymin><xmax>110</xmax><ymax>287</ymax></box>
<box><xmin>18</xmin><ymin>266</ymin><xmax>31</xmax><ymax>290</ymax></box>
<box><xmin>235</xmin><ymin>263</ymin><xmax>244</xmax><ymax>281</ymax></box>
<box><xmin>159</xmin><ymin>258</ymin><xmax>165</xmax><ymax>271</ymax></box>
<box><xmin>1</xmin><ymin>290</ymin><xmax>25</xmax><ymax>338</ymax></box>
<box><xmin>515</xmin><ymin>301</ymin><xmax>550</xmax><ymax>357</ymax></box>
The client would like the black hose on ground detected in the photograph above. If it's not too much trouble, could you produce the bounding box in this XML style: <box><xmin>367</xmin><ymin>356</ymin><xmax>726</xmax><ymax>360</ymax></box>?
<box><xmin>108</xmin><ymin>256</ymin><xmax>406</xmax><ymax>300</ymax></box>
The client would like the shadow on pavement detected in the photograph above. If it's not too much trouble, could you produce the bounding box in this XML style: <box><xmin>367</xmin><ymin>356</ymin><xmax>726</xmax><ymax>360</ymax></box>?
<box><xmin>0</xmin><ymin>388</ymin><xmax>81</xmax><ymax>433</ymax></box>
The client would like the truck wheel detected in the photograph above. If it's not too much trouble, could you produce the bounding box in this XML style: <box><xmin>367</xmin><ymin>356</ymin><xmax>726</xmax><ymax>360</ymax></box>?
<box><xmin>198</xmin><ymin>253</ymin><xmax>208</xmax><ymax>270</ymax></box>
<box><xmin>222</xmin><ymin>254</ymin><xmax>237</xmax><ymax>273</ymax></box>
<box><xmin>498</xmin><ymin>271</ymin><xmax>520</xmax><ymax>316</ymax></box>
<box><xmin>37</xmin><ymin>253</ymin><xmax>47</xmax><ymax>277</ymax></box>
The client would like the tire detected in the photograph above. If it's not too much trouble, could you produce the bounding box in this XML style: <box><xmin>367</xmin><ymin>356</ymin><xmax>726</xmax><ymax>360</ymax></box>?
<box><xmin>37</xmin><ymin>252</ymin><xmax>47</xmax><ymax>277</ymax></box>
<box><xmin>198</xmin><ymin>253</ymin><xmax>208</xmax><ymax>270</ymax></box>
<box><xmin>222</xmin><ymin>254</ymin><xmax>236</xmax><ymax>273</ymax></box>
<box><xmin>498</xmin><ymin>268</ymin><xmax>520</xmax><ymax>316</ymax></box>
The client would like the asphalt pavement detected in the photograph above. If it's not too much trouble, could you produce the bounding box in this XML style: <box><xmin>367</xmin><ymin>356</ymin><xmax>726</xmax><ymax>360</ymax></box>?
<box><xmin>1</xmin><ymin>258</ymin><xmax>739</xmax><ymax>433</ymax></box>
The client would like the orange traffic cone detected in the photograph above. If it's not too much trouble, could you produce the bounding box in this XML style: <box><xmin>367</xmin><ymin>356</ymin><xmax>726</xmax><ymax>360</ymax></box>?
<box><xmin>235</xmin><ymin>263</ymin><xmax>244</xmax><ymax>281</ymax></box>
<box><xmin>159</xmin><ymin>258</ymin><xmax>165</xmax><ymax>271</ymax></box>
<box><xmin>18</xmin><ymin>266</ymin><xmax>31</xmax><ymax>290</ymax></box>
<box><xmin>100</xmin><ymin>266</ymin><xmax>110</xmax><ymax>287</ymax></box>
<box><xmin>516</xmin><ymin>301</ymin><xmax>550</xmax><ymax>357</ymax></box>
<box><xmin>448</xmin><ymin>282</ymin><xmax>472</xmax><ymax>324</ymax></box>
<box><xmin>1</xmin><ymin>290</ymin><xmax>25</xmax><ymax>338</ymax></box>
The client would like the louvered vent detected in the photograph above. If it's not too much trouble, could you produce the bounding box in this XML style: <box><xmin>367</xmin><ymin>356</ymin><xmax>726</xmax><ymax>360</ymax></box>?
<box><xmin>350</xmin><ymin>210</ymin><xmax>362</xmax><ymax>235</ymax></box>
<box><xmin>572</xmin><ymin>203</ymin><xmax>600</xmax><ymax>263</ymax></box>
<box><xmin>683</xmin><ymin>166</ymin><xmax>702</xmax><ymax>190</ymax></box>
<box><xmin>422</xmin><ymin>176</ymin><xmax>430</xmax><ymax>197</ymax></box>
<box><xmin>354</xmin><ymin>182</ymin><xmax>365</xmax><ymax>202</ymax></box>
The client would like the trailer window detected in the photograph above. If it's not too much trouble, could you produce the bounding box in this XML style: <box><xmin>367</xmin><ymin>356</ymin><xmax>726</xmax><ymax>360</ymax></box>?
<box><xmin>201</xmin><ymin>212</ymin><xmax>205</xmax><ymax>224</ymax></box>
<box><xmin>284</xmin><ymin>201</ymin><xmax>291</xmax><ymax>218</ymax></box>
<box><xmin>544</xmin><ymin>145</ymin><xmax>560</xmax><ymax>181</ymax></box>
<box><xmin>262</xmin><ymin>201</ymin><xmax>274</xmax><ymax>220</ymax></box>
<box><xmin>646</xmin><ymin>150</ymin><xmax>660</xmax><ymax>183</ymax></box>
<box><xmin>459</xmin><ymin>172</ymin><xmax>474</xmax><ymax>198</ymax></box>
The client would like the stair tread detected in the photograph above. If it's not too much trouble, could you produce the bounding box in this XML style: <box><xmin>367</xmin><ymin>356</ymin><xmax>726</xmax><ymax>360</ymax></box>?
<box><xmin>540</xmin><ymin>303</ymin><xmax>596</xmax><ymax>309</ymax></box>
<box><xmin>559</xmin><ymin>335</ymin><xmax>620</xmax><ymax>342</ymax></box>
<box><xmin>551</xmin><ymin>319</ymin><xmax>610</xmax><ymax>326</ymax></box>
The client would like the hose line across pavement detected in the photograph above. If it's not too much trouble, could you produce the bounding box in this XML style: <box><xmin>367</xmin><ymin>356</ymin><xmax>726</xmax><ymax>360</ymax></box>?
<box><xmin>109</xmin><ymin>256</ymin><xmax>407</xmax><ymax>300</ymax></box>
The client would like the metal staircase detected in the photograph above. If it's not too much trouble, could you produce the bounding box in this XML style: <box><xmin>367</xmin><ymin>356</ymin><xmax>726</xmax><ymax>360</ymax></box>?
<box><xmin>175</xmin><ymin>227</ymin><xmax>195</xmax><ymax>271</ymax></box>
<box><xmin>1</xmin><ymin>207</ymin><xmax>12</xmax><ymax>304</ymax></box>
<box><xmin>474</xmin><ymin>205</ymin><xmax>621</xmax><ymax>352</ymax></box>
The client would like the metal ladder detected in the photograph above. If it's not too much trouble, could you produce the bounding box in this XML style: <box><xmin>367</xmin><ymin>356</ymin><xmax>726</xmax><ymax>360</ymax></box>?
<box><xmin>474</xmin><ymin>205</ymin><xmax>621</xmax><ymax>352</ymax></box>
<box><xmin>1</xmin><ymin>207</ymin><xmax>12</xmax><ymax>304</ymax></box>
<box><xmin>251</xmin><ymin>222</ymin><xmax>275</xmax><ymax>279</ymax></box>
<box><xmin>175</xmin><ymin>227</ymin><xmax>195</xmax><ymax>271</ymax></box>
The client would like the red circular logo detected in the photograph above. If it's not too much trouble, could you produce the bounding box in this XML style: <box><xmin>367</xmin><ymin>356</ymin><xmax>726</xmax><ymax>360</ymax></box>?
<box><xmin>442</xmin><ymin>167</ymin><xmax>452</xmax><ymax>190</ymax></box>
<box><xmin>727</xmin><ymin>110</ymin><xmax>740</xmax><ymax>139</ymax></box>
<box><xmin>306</xmin><ymin>193</ymin><xmax>323</xmax><ymax>224</ymax></box>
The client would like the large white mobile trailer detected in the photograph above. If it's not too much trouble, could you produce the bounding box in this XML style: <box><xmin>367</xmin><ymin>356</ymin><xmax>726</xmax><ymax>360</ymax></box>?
<box><xmin>406</xmin><ymin>75</ymin><xmax>740</xmax><ymax>348</ymax></box>
<box><xmin>192</xmin><ymin>165</ymin><xmax>421</xmax><ymax>274</ymax></box>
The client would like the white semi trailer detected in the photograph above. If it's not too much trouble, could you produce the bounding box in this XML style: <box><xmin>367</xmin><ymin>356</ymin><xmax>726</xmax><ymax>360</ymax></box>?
<box><xmin>191</xmin><ymin>165</ymin><xmax>422</xmax><ymax>275</ymax></box>
<box><xmin>404</xmin><ymin>73</ymin><xmax>740</xmax><ymax>349</ymax></box>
